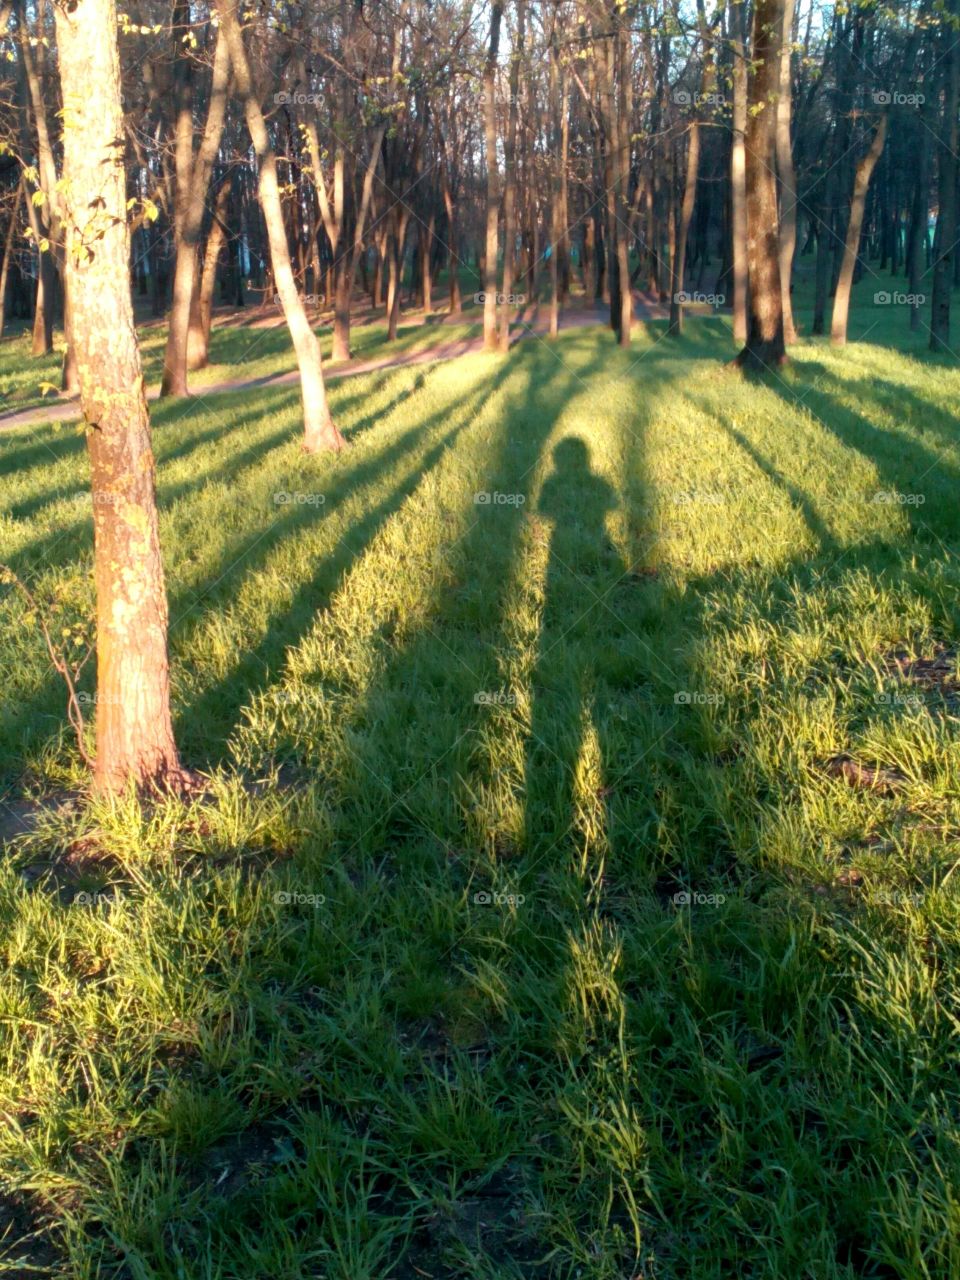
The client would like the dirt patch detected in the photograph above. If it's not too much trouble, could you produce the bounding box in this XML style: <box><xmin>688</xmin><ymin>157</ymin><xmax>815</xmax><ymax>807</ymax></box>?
<box><xmin>882</xmin><ymin>644</ymin><xmax>958</xmax><ymax>694</ymax></box>
<box><xmin>0</xmin><ymin>1188</ymin><xmax>63</xmax><ymax>1278</ymax></box>
<box><xmin>821</xmin><ymin>755</ymin><xmax>910</xmax><ymax>795</ymax></box>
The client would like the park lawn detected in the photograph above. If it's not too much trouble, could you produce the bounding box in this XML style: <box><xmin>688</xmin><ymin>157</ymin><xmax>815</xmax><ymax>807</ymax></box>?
<box><xmin>2</xmin><ymin>314</ymin><xmax>960</xmax><ymax>1277</ymax></box>
<box><xmin>0</xmin><ymin>306</ymin><xmax>484</xmax><ymax>416</ymax></box>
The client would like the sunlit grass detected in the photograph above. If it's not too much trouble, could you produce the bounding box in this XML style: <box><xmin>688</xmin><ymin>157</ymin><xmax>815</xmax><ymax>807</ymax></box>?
<box><xmin>1</xmin><ymin>309</ymin><xmax>960</xmax><ymax>1277</ymax></box>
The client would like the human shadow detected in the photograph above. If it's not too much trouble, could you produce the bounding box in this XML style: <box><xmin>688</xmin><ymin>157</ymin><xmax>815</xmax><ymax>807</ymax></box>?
<box><xmin>524</xmin><ymin>438</ymin><xmax>627</xmax><ymax>867</ymax></box>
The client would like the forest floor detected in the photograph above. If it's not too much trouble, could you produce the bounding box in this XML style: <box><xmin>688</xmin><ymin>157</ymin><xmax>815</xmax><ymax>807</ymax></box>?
<box><xmin>2</xmin><ymin>293</ymin><xmax>960</xmax><ymax>1278</ymax></box>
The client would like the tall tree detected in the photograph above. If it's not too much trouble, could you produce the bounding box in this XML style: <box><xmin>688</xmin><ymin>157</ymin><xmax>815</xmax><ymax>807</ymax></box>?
<box><xmin>54</xmin><ymin>0</ymin><xmax>186</xmax><ymax>793</ymax></box>
<box><xmin>775</xmin><ymin>0</ymin><xmax>797</xmax><ymax>343</ymax></box>
<box><xmin>929</xmin><ymin>0</ymin><xmax>958</xmax><ymax>352</ymax></box>
<box><xmin>734</xmin><ymin>0</ymin><xmax>786</xmax><ymax>370</ymax></box>
<box><xmin>482</xmin><ymin>0</ymin><xmax>504</xmax><ymax>351</ymax></box>
<box><xmin>830</xmin><ymin>113</ymin><xmax>887</xmax><ymax>346</ymax></box>
<box><xmin>159</xmin><ymin>9</ymin><xmax>230</xmax><ymax>397</ymax></box>
<box><xmin>218</xmin><ymin>0</ymin><xmax>344</xmax><ymax>451</ymax></box>
<box><xmin>729</xmin><ymin>0</ymin><xmax>749</xmax><ymax>344</ymax></box>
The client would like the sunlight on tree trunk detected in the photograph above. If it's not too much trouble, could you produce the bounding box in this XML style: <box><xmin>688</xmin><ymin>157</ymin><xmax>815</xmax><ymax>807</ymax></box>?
<box><xmin>776</xmin><ymin>0</ymin><xmax>798</xmax><ymax>344</ymax></box>
<box><xmin>55</xmin><ymin>0</ymin><xmax>185</xmax><ymax>794</ymax></box>
<box><xmin>483</xmin><ymin>1</ymin><xmax>504</xmax><ymax>352</ymax></box>
<box><xmin>831</xmin><ymin>115</ymin><xmax>887</xmax><ymax>347</ymax></box>
<box><xmin>735</xmin><ymin>0</ymin><xmax>786</xmax><ymax>371</ymax></box>
<box><xmin>730</xmin><ymin>0</ymin><xmax>749</xmax><ymax>345</ymax></box>
<box><xmin>930</xmin><ymin>0</ymin><xmax>958</xmax><ymax>353</ymax></box>
<box><xmin>218</xmin><ymin>0</ymin><xmax>343</xmax><ymax>451</ymax></box>
<box><xmin>190</xmin><ymin>176</ymin><xmax>231</xmax><ymax>370</ymax></box>
<box><xmin>160</xmin><ymin>14</ymin><xmax>229</xmax><ymax>397</ymax></box>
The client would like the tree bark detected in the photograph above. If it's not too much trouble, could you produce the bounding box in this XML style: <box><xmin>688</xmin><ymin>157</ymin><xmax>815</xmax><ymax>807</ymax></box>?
<box><xmin>54</xmin><ymin>0</ymin><xmax>185</xmax><ymax>793</ymax></box>
<box><xmin>192</xmin><ymin>175</ymin><xmax>231</xmax><ymax>366</ymax></box>
<box><xmin>218</xmin><ymin>0</ymin><xmax>343</xmax><ymax>450</ymax></box>
<box><xmin>0</xmin><ymin>185</ymin><xmax>20</xmax><ymax>339</ymax></box>
<box><xmin>160</xmin><ymin>16</ymin><xmax>230</xmax><ymax>396</ymax></box>
<box><xmin>930</xmin><ymin>2</ymin><xmax>958</xmax><ymax>352</ymax></box>
<box><xmin>830</xmin><ymin>115</ymin><xmax>887</xmax><ymax>346</ymax></box>
<box><xmin>442</xmin><ymin>164</ymin><xmax>462</xmax><ymax>315</ymax></box>
<box><xmin>730</xmin><ymin>0</ymin><xmax>749</xmax><ymax>344</ymax></box>
<box><xmin>776</xmin><ymin>0</ymin><xmax>798</xmax><ymax>343</ymax></box>
<box><xmin>483</xmin><ymin>1</ymin><xmax>504</xmax><ymax>350</ymax></box>
<box><xmin>499</xmin><ymin>0</ymin><xmax>525</xmax><ymax>352</ymax></box>
<box><xmin>735</xmin><ymin>0</ymin><xmax>786</xmax><ymax>371</ymax></box>
<box><xmin>669</xmin><ymin>122</ymin><xmax>700</xmax><ymax>336</ymax></box>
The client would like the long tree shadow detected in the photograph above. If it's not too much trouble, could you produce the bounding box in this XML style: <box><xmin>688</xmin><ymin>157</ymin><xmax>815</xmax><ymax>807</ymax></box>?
<box><xmin>177</xmin><ymin>359</ymin><xmax>518</xmax><ymax>765</ymax></box>
<box><xmin>0</xmin><ymin>364</ymin><xmax>506</xmax><ymax>778</ymax></box>
<box><xmin>767</xmin><ymin>359</ymin><xmax>960</xmax><ymax>547</ymax></box>
<box><xmin>1</xmin><ymin>365</ymin><xmax>419</xmax><ymax>550</ymax></box>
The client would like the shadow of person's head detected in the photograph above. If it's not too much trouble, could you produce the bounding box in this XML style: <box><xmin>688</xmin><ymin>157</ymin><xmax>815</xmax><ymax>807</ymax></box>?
<box><xmin>551</xmin><ymin>435</ymin><xmax>591</xmax><ymax>477</ymax></box>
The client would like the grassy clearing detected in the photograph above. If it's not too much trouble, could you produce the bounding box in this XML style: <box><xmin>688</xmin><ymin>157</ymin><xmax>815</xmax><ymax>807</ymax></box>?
<box><xmin>2</xmin><ymin>308</ymin><xmax>960</xmax><ymax>1278</ymax></box>
<box><xmin>0</xmin><ymin>305</ymin><xmax>483</xmax><ymax>415</ymax></box>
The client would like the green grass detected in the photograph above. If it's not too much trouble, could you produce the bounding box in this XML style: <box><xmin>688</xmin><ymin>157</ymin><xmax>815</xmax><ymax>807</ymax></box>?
<box><xmin>0</xmin><ymin>301</ymin><xmax>483</xmax><ymax>414</ymax></box>
<box><xmin>2</xmin><ymin>300</ymin><xmax>960</xmax><ymax>1278</ymax></box>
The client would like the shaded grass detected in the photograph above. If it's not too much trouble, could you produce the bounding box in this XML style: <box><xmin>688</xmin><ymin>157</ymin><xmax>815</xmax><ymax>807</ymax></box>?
<box><xmin>1</xmin><ymin>316</ymin><xmax>960</xmax><ymax>1277</ymax></box>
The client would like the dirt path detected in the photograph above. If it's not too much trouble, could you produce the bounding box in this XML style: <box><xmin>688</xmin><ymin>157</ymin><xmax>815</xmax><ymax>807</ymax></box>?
<box><xmin>0</xmin><ymin>297</ymin><xmax>668</xmax><ymax>435</ymax></box>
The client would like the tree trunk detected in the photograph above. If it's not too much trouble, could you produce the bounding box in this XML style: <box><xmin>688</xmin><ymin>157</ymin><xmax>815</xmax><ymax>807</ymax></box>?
<box><xmin>499</xmin><ymin>0</ymin><xmax>524</xmax><ymax>352</ymax></box>
<box><xmin>483</xmin><ymin>1</ymin><xmax>504</xmax><ymax>350</ymax></box>
<box><xmin>54</xmin><ymin>0</ymin><xmax>185</xmax><ymax>793</ymax></box>
<box><xmin>442</xmin><ymin>170</ymin><xmax>462</xmax><ymax>315</ymax></box>
<box><xmin>730</xmin><ymin>0</ymin><xmax>749</xmax><ymax>344</ymax></box>
<box><xmin>0</xmin><ymin>185</ymin><xmax>20</xmax><ymax>339</ymax></box>
<box><xmin>160</xmin><ymin>19</ymin><xmax>229</xmax><ymax>397</ymax></box>
<box><xmin>548</xmin><ymin>26</ymin><xmax>564</xmax><ymax>339</ymax></box>
<box><xmin>776</xmin><ymin>0</ymin><xmax>798</xmax><ymax>343</ymax></box>
<box><xmin>812</xmin><ymin>201</ymin><xmax>831</xmax><ymax>334</ymax></box>
<box><xmin>907</xmin><ymin>122</ymin><xmax>929</xmax><ymax>333</ymax></box>
<box><xmin>831</xmin><ymin>115</ymin><xmax>887</xmax><ymax>346</ymax></box>
<box><xmin>669</xmin><ymin>121</ymin><xmax>700</xmax><ymax>335</ymax></box>
<box><xmin>930</xmin><ymin>4</ymin><xmax>958</xmax><ymax>352</ymax></box>
<box><xmin>193</xmin><ymin>177</ymin><xmax>231</xmax><ymax>367</ymax></box>
<box><xmin>735</xmin><ymin>0</ymin><xmax>786</xmax><ymax>371</ymax></box>
<box><xmin>218</xmin><ymin>0</ymin><xmax>342</xmax><ymax>451</ymax></box>
<box><xmin>31</xmin><ymin>259</ymin><xmax>54</xmax><ymax>355</ymax></box>
<box><xmin>61</xmin><ymin>274</ymin><xmax>79</xmax><ymax>393</ymax></box>
<box><xmin>421</xmin><ymin>210</ymin><xmax>434</xmax><ymax>315</ymax></box>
